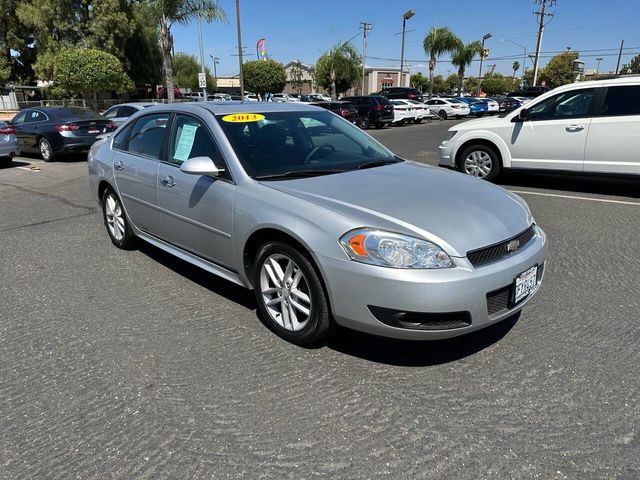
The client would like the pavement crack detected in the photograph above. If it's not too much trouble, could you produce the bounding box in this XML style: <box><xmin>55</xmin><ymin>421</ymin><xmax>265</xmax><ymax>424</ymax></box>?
<box><xmin>0</xmin><ymin>182</ymin><xmax>96</xmax><ymax>212</ymax></box>
<box><xmin>0</xmin><ymin>210</ymin><xmax>97</xmax><ymax>232</ymax></box>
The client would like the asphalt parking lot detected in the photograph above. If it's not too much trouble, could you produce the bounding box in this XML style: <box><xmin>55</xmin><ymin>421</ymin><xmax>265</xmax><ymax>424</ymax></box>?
<box><xmin>1</xmin><ymin>119</ymin><xmax>639</xmax><ymax>479</ymax></box>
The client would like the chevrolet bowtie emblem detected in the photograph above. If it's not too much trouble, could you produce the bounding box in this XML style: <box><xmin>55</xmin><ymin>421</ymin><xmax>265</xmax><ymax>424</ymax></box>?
<box><xmin>507</xmin><ymin>239</ymin><xmax>520</xmax><ymax>252</ymax></box>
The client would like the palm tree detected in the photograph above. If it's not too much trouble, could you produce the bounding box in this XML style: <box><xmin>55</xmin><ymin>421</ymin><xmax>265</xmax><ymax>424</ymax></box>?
<box><xmin>512</xmin><ymin>61</ymin><xmax>520</xmax><ymax>78</ymax></box>
<box><xmin>451</xmin><ymin>40</ymin><xmax>482</xmax><ymax>96</ymax></box>
<box><xmin>422</xmin><ymin>27</ymin><xmax>462</xmax><ymax>99</ymax></box>
<box><xmin>316</xmin><ymin>43</ymin><xmax>362</xmax><ymax>100</ymax></box>
<box><xmin>150</xmin><ymin>0</ymin><xmax>226</xmax><ymax>102</ymax></box>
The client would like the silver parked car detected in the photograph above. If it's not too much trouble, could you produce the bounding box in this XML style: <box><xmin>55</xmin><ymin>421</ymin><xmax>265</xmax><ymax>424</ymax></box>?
<box><xmin>101</xmin><ymin>103</ymin><xmax>156</xmax><ymax>126</ymax></box>
<box><xmin>88</xmin><ymin>103</ymin><xmax>547</xmax><ymax>346</ymax></box>
<box><xmin>0</xmin><ymin>121</ymin><xmax>19</xmax><ymax>165</ymax></box>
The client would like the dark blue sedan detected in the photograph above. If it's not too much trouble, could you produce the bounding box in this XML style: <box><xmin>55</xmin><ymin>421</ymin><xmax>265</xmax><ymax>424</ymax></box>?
<box><xmin>453</xmin><ymin>97</ymin><xmax>488</xmax><ymax>117</ymax></box>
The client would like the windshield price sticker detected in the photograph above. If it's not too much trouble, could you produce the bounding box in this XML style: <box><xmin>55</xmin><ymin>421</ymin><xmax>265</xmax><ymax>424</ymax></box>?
<box><xmin>222</xmin><ymin>113</ymin><xmax>265</xmax><ymax>123</ymax></box>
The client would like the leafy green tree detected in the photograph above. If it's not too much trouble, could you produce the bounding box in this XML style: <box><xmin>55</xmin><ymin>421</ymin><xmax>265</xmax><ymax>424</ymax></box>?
<box><xmin>53</xmin><ymin>48</ymin><xmax>132</xmax><ymax>110</ymax></box>
<box><xmin>451</xmin><ymin>40</ymin><xmax>482</xmax><ymax>96</ymax></box>
<box><xmin>125</xmin><ymin>2</ymin><xmax>163</xmax><ymax>93</ymax></box>
<box><xmin>0</xmin><ymin>54</ymin><xmax>10</xmax><ymax>86</ymax></box>
<box><xmin>481</xmin><ymin>73</ymin><xmax>509</xmax><ymax>96</ymax></box>
<box><xmin>422</xmin><ymin>27</ymin><xmax>462</xmax><ymax>98</ymax></box>
<box><xmin>431</xmin><ymin>75</ymin><xmax>446</xmax><ymax>95</ymax></box>
<box><xmin>410</xmin><ymin>72</ymin><xmax>429</xmax><ymax>93</ymax></box>
<box><xmin>0</xmin><ymin>0</ymin><xmax>35</xmax><ymax>82</ymax></box>
<box><xmin>621</xmin><ymin>54</ymin><xmax>640</xmax><ymax>74</ymax></box>
<box><xmin>444</xmin><ymin>74</ymin><xmax>458</xmax><ymax>94</ymax></box>
<box><xmin>464</xmin><ymin>76</ymin><xmax>479</xmax><ymax>95</ymax></box>
<box><xmin>512</xmin><ymin>61</ymin><xmax>520</xmax><ymax>78</ymax></box>
<box><xmin>172</xmin><ymin>52</ymin><xmax>215</xmax><ymax>92</ymax></box>
<box><xmin>314</xmin><ymin>43</ymin><xmax>362</xmax><ymax>100</ymax></box>
<box><xmin>538</xmin><ymin>51</ymin><xmax>579</xmax><ymax>89</ymax></box>
<box><xmin>289</xmin><ymin>60</ymin><xmax>304</xmax><ymax>93</ymax></box>
<box><xmin>86</xmin><ymin>0</ymin><xmax>135</xmax><ymax>67</ymax></box>
<box><xmin>242</xmin><ymin>59</ymin><xmax>286</xmax><ymax>97</ymax></box>
<box><xmin>149</xmin><ymin>0</ymin><xmax>226</xmax><ymax>102</ymax></box>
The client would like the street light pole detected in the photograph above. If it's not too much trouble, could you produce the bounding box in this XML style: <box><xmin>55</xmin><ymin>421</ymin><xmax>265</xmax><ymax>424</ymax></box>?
<box><xmin>501</xmin><ymin>39</ymin><xmax>527</xmax><ymax>88</ymax></box>
<box><xmin>476</xmin><ymin>32</ymin><xmax>491</xmax><ymax>96</ymax></box>
<box><xmin>595</xmin><ymin>57</ymin><xmax>603</xmax><ymax>75</ymax></box>
<box><xmin>399</xmin><ymin>10</ymin><xmax>414</xmax><ymax>89</ymax></box>
<box><xmin>235</xmin><ymin>0</ymin><xmax>244</xmax><ymax>102</ymax></box>
<box><xmin>209</xmin><ymin>55</ymin><xmax>219</xmax><ymax>90</ymax></box>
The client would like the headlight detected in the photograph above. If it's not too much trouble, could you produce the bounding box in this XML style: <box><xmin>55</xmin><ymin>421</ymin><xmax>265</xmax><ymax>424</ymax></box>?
<box><xmin>445</xmin><ymin>130</ymin><xmax>457</xmax><ymax>141</ymax></box>
<box><xmin>339</xmin><ymin>228</ymin><xmax>453</xmax><ymax>269</ymax></box>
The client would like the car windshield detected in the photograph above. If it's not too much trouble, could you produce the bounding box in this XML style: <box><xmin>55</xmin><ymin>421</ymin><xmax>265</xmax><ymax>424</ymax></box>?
<box><xmin>217</xmin><ymin>110</ymin><xmax>399</xmax><ymax>180</ymax></box>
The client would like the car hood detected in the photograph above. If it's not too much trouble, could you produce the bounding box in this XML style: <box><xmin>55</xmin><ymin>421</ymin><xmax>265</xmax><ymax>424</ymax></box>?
<box><xmin>263</xmin><ymin>162</ymin><xmax>532</xmax><ymax>257</ymax></box>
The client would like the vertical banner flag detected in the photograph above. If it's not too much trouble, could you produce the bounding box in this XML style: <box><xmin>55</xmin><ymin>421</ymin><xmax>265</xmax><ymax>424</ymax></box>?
<box><xmin>257</xmin><ymin>38</ymin><xmax>268</xmax><ymax>61</ymax></box>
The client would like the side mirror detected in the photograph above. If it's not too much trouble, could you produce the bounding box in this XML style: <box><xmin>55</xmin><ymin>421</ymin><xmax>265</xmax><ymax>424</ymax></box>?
<box><xmin>513</xmin><ymin>108</ymin><xmax>528</xmax><ymax>122</ymax></box>
<box><xmin>179</xmin><ymin>156</ymin><xmax>225</xmax><ymax>177</ymax></box>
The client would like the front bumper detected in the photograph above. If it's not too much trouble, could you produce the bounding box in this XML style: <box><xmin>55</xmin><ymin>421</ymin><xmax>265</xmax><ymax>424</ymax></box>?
<box><xmin>318</xmin><ymin>226</ymin><xmax>548</xmax><ymax>340</ymax></box>
<box><xmin>438</xmin><ymin>140</ymin><xmax>455</xmax><ymax>168</ymax></box>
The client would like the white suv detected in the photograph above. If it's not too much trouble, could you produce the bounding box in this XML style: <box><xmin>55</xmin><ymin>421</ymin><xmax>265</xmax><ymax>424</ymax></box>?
<box><xmin>439</xmin><ymin>77</ymin><xmax>640</xmax><ymax>180</ymax></box>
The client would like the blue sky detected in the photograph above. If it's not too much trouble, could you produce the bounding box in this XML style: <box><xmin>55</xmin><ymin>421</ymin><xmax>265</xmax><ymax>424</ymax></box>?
<box><xmin>172</xmin><ymin>0</ymin><xmax>640</xmax><ymax>78</ymax></box>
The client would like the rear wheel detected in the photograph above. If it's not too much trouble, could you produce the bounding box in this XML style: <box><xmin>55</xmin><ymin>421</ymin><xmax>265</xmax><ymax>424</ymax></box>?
<box><xmin>458</xmin><ymin>144</ymin><xmax>501</xmax><ymax>181</ymax></box>
<box><xmin>101</xmin><ymin>188</ymin><xmax>137</xmax><ymax>249</ymax></box>
<box><xmin>254</xmin><ymin>242</ymin><xmax>332</xmax><ymax>346</ymax></box>
<box><xmin>439</xmin><ymin>109</ymin><xmax>447</xmax><ymax>120</ymax></box>
<box><xmin>359</xmin><ymin>116</ymin><xmax>370</xmax><ymax>129</ymax></box>
<box><xmin>414</xmin><ymin>118</ymin><xmax>422</xmax><ymax>124</ymax></box>
<box><xmin>39</xmin><ymin>137</ymin><xmax>55</xmax><ymax>162</ymax></box>
<box><xmin>374</xmin><ymin>121</ymin><xmax>384</xmax><ymax>129</ymax></box>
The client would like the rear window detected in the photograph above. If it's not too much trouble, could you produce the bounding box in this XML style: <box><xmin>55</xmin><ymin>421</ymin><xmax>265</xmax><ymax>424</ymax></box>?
<box><xmin>602</xmin><ymin>85</ymin><xmax>640</xmax><ymax>116</ymax></box>
<box><xmin>340</xmin><ymin>102</ymin><xmax>354</xmax><ymax>109</ymax></box>
<box><xmin>53</xmin><ymin>108</ymin><xmax>100</xmax><ymax>120</ymax></box>
<box><xmin>374</xmin><ymin>96</ymin><xmax>391</xmax><ymax>105</ymax></box>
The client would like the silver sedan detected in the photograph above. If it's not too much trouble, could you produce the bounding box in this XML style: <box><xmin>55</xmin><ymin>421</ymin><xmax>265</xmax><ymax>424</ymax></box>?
<box><xmin>88</xmin><ymin>103</ymin><xmax>547</xmax><ymax>346</ymax></box>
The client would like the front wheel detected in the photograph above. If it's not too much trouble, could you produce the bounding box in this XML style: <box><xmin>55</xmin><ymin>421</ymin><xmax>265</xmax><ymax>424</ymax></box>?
<box><xmin>414</xmin><ymin>118</ymin><xmax>422</xmax><ymax>124</ymax></box>
<box><xmin>358</xmin><ymin>116</ymin><xmax>371</xmax><ymax>129</ymax></box>
<box><xmin>101</xmin><ymin>188</ymin><xmax>137</xmax><ymax>249</ymax></box>
<box><xmin>39</xmin><ymin>137</ymin><xmax>55</xmax><ymax>162</ymax></box>
<box><xmin>439</xmin><ymin>109</ymin><xmax>447</xmax><ymax>120</ymax></box>
<box><xmin>254</xmin><ymin>242</ymin><xmax>332</xmax><ymax>346</ymax></box>
<box><xmin>458</xmin><ymin>144</ymin><xmax>501</xmax><ymax>181</ymax></box>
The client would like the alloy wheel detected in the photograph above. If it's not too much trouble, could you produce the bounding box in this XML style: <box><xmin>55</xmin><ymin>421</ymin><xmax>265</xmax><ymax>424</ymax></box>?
<box><xmin>104</xmin><ymin>193</ymin><xmax>125</xmax><ymax>241</ymax></box>
<box><xmin>39</xmin><ymin>139</ymin><xmax>52</xmax><ymax>161</ymax></box>
<box><xmin>259</xmin><ymin>253</ymin><xmax>312</xmax><ymax>332</ymax></box>
<box><xmin>464</xmin><ymin>150</ymin><xmax>493</xmax><ymax>178</ymax></box>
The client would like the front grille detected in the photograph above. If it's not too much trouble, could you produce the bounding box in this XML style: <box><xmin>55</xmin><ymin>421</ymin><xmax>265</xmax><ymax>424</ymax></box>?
<box><xmin>486</xmin><ymin>286</ymin><xmax>511</xmax><ymax>316</ymax></box>
<box><xmin>467</xmin><ymin>225</ymin><xmax>536</xmax><ymax>267</ymax></box>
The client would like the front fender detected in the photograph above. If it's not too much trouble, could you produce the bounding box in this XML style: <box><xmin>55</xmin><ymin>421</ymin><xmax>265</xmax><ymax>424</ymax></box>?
<box><xmin>451</xmin><ymin>130</ymin><xmax>512</xmax><ymax>168</ymax></box>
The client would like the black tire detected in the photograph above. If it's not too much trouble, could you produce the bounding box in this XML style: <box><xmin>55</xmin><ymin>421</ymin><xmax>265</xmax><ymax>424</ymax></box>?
<box><xmin>359</xmin><ymin>116</ymin><xmax>371</xmax><ymax>129</ymax></box>
<box><xmin>253</xmin><ymin>241</ymin><xmax>332</xmax><ymax>346</ymax></box>
<box><xmin>439</xmin><ymin>109</ymin><xmax>447</xmax><ymax>120</ymax></box>
<box><xmin>374</xmin><ymin>122</ymin><xmax>384</xmax><ymax>129</ymax></box>
<box><xmin>455</xmin><ymin>115</ymin><xmax>462</xmax><ymax>119</ymax></box>
<box><xmin>414</xmin><ymin>118</ymin><xmax>422</xmax><ymax>124</ymax></box>
<box><xmin>39</xmin><ymin>137</ymin><xmax>55</xmax><ymax>162</ymax></box>
<box><xmin>101</xmin><ymin>187</ymin><xmax>137</xmax><ymax>250</ymax></box>
<box><xmin>457</xmin><ymin>144</ymin><xmax>501</xmax><ymax>181</ymax></box>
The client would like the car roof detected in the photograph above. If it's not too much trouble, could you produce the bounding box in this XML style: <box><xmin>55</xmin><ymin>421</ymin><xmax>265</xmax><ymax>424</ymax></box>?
<box><xmin>109</xmin><ymin>102</ymin><xmax>156</xmax><ymax>109</ymax></box>
<box><xmin>139</xmin><ymin>101</ymin><xmax>324</xmax><ymax>116</ymax></box>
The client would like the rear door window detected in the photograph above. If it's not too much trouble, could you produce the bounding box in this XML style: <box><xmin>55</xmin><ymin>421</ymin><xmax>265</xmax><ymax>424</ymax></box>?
<box><xmin>126</xmin><ymin>113</ymin><xmax>170</xmax><ymax>159</ymax></box>
<box><xmin>601</xmin><ymin>85</ymin><xmax>640</xmax><ymax>116</ymax></box>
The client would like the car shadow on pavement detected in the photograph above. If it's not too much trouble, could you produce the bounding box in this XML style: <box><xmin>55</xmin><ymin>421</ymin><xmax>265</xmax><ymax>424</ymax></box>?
<box><xmin>19</xmin><ymin>152</ymin><xmax>88</xmax><ymax>163</ymax></box>
<box><xmin>139</xmin><ymin>243</ymin><xmax>257</xmax><ymax>311</ymax></box>
<box><xmin>0</xmin><ymin>159</ymin><xmax>30</xmax><ymax>169</ymax></box>
<box><xmin>498</xmin><ymin>171</ymin><xmax>640</xmax><ymax>199</ymax></box>
<box><xmin>327</xmin><ymin>312</ymin><xmax>520</xmax><ymax>366</ymax></box>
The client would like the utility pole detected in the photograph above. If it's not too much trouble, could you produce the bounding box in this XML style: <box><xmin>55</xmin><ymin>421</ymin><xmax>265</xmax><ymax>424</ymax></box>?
<box><xmin>532</xmin><ymin>0</ymin><xmax>556</xmax><ymax>87</ymax></box>
<box><xmin>615</xmin><ymin>39</ymin><xmax>624</xmax><ymax>74</ymax></box>
<box><xmin>235</xmin><ymin>0</ymin><xmax>244</xmax><ymax>102</ymax></box>
<box><xmin>360</xmin><ymin>22</ymin><xmax>372</xmax><ymax>94</ymax></box>
<box><xmin>595</xmin><ymin>57</ymin><xmax>603</xmax><ymax>75</ymax></box>
<box><xmin>399</xmin><ymin>10</ymin><xmax>414</xmax><ymax>90</ymax></box>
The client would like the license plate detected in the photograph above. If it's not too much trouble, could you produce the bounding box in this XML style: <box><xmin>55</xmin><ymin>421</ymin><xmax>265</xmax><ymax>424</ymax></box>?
<box><xmin>88</xmin><ymin>128</ymin><xmax>100</xmax><ymax>134</ymax></box>
<box><xmin>513</xmin><ymin>265</ymin><xmax>538</xmax><ymax>304</ymax></box>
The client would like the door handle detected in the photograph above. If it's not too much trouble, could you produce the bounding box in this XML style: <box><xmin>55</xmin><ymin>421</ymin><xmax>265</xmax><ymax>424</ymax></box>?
<box><xmin>160</xmin><ymin>175</ymin><xmax>175</xmax><ymax>187</ymax></box>
<box><xmin>566</xmin><ymin>124</ymin><xmax>585</xmax><ymax>132</ymax></box>
<box><xmin>114</xmin><ymin>161</ymin><xmax>125</xmax><ymax>171</ymax></box>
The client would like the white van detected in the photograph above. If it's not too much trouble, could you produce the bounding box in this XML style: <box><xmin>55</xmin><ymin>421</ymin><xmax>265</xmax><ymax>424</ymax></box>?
<box><xmin>438</xmin><ymin>77</ymin><xmax>640</xmax><ymax>180</ymax></box>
